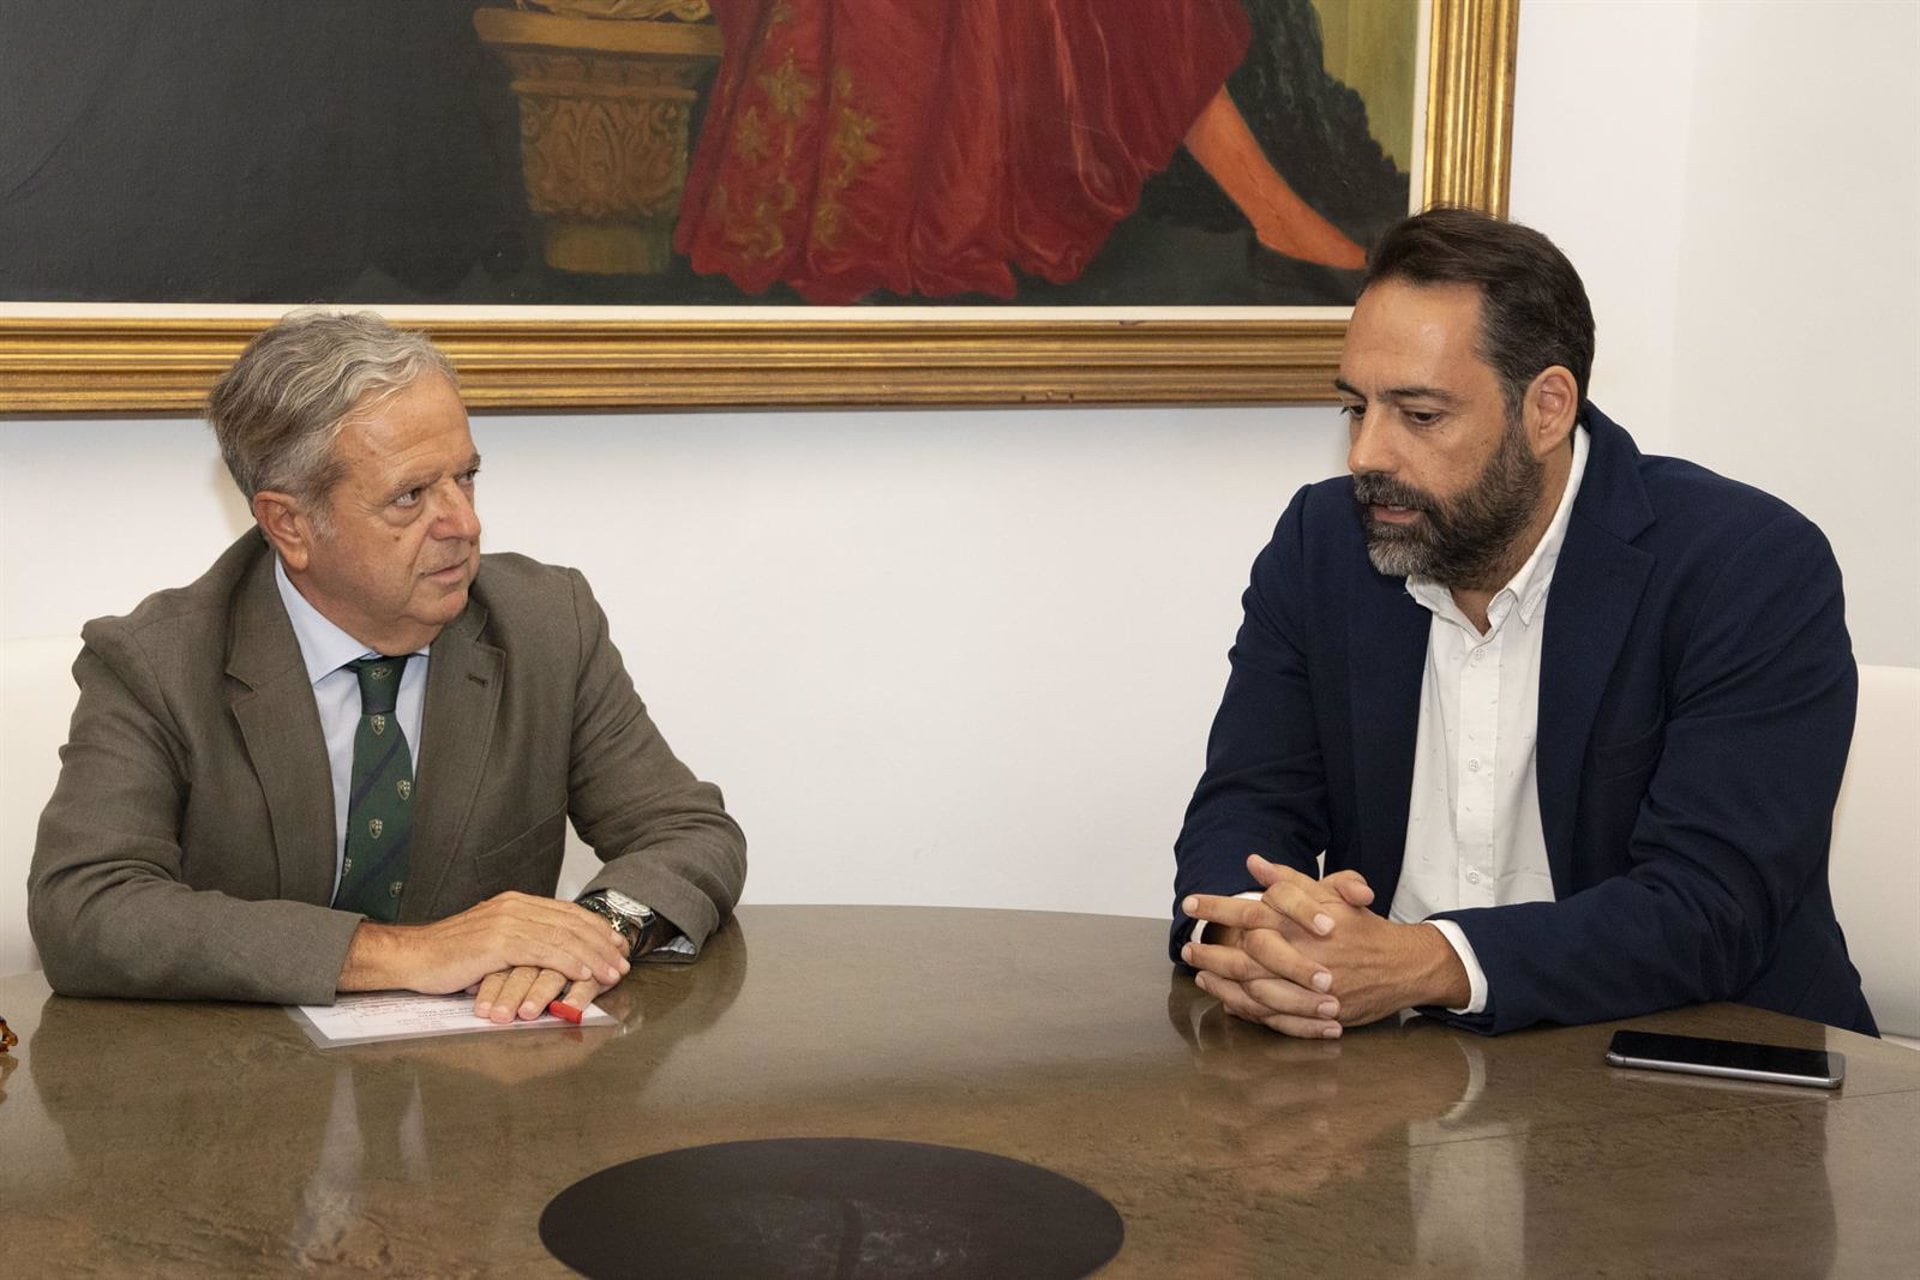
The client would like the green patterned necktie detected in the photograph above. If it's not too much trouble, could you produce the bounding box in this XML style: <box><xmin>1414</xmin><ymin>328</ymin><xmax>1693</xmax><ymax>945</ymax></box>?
<box><xmin>333</xmin><ymin>655</ymin><xmax>416</xmax><ymax>922</ymax></box>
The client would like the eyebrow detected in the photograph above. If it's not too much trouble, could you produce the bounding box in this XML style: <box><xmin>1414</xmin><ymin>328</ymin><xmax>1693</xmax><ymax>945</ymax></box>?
<box><xmin>387</xmin><ymin>453</ymin><xmax>483</xmax><ymax>498</ymax></box>
<box><xmin>1331</xmin><ymin>378</ymin><xmax>1462</xmax><ymax>407</ymax></box>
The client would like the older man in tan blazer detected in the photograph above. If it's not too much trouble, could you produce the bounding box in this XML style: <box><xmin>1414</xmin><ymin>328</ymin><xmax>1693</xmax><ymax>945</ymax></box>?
<box><xmin>29</xmin><ymin>312</ymin><xmax>745</xmax><ymax>1021</ymax></box>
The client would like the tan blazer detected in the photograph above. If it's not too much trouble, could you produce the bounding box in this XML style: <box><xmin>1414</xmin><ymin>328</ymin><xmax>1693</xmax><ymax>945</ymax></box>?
<box><xmin>28</xmin><ymin>532</ymin><xmax>746</xmax><ymax>1004</ymax></box>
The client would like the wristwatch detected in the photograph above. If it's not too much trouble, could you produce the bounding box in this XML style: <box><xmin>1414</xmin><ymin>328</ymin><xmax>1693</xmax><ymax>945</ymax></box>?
<box><xmin>576</xmin><ymin>889</ymin><xmax>658</xmax><ymax>958</ymax></box>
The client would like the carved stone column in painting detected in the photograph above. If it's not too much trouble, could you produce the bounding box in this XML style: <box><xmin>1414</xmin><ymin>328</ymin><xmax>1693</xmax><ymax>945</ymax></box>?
<box><xmin>474</xmin><ymin>2</ymin><xmax>723</xmax><ymax>275</ymax></box>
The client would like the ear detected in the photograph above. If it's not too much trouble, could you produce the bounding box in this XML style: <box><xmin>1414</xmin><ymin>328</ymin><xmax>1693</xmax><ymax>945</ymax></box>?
<box><xmin>1522</xmin><ymin>365</ymin><xmax>1580</xmax><ymax>460</ymax></box>
<box><xmin>252</xmin><ymin>489</ymin><xmax>318</xmax><ymax>572</ymax></box>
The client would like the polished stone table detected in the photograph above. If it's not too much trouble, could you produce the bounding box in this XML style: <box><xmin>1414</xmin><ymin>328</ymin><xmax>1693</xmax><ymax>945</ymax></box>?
<box><xmin>2</xmin><ymin>905</ymin><xmax>1916</xmax><ymax>1276</ymax></box>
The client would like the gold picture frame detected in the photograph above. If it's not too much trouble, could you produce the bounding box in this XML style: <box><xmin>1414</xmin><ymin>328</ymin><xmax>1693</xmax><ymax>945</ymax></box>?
<box><xmin>0</xmin><ymin>0</ymin><xmax>1517</xmax><ymax>414</ymax></box>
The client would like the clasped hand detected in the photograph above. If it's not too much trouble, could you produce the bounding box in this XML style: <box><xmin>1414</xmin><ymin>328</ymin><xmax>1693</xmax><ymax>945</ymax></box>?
<box><xmin>1181</xmin><ymin>855</ymin><xmax>1462</xmax><ymax>1039</ymax></box>
<box><xmin>342</xmin><ymin>891</ymin><xmax>633</xmax><ymax>1024</ymax></box>
<box><xmin>461</xmin><ymin>893</ymin><xmax>632</xmax><ymax>1025</ymax></box>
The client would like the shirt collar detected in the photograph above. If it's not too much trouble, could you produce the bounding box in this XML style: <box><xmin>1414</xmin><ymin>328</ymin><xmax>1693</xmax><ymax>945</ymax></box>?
<box><xmin>273</xmin><ymin>556</ymin><xmax>427</xmax><ymax>686</ymax></box>
<box><xmin>1405</xmin><ymin>423</ymin><xmax>1591</xmax><ymax>629</ymax></box>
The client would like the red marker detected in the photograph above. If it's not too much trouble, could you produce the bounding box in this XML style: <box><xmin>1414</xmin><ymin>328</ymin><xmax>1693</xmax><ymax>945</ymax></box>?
<box><xmin>546</xmin><ymin>999</ymin><xmax>582</xmax><ymax>1024</ymax></box>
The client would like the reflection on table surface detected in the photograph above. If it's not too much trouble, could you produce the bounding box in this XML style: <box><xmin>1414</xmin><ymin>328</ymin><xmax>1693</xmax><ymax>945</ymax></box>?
<box><xmin>2</xmin><ymin>905</ymin><xmax>1916</xmax><ymax>1277</ymax></box>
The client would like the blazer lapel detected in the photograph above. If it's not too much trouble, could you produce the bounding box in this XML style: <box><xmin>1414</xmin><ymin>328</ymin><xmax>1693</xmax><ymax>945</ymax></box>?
<box><xmin>402</xmin><ymin>598</ymin><xmax>503</xmax><ymax>921</ymax></box>
<box><xmin>1346</xmin><ymin>560</ymin><xmax>1430</xmax><ymax>908</ymax></box>
<box><xmin>226</xmin><ymin>548</ymin><xmax>338</xmax><ymax>906</ymax></box>
<box><xmin>1537</xmin><ymin>410</ymin><xmax>1656</xmax><ymax>891</ymax></box>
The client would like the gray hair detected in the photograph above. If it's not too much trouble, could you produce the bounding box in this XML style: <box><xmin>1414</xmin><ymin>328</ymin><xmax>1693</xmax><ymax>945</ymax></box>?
<box><xmin>207</xmin><ymin>310</ymin><xmax>459</xmax><ymax>517</ymax></box>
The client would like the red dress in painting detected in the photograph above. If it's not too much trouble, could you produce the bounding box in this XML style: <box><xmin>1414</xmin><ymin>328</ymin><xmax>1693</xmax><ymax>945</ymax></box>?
<box><xmin>674</xmin><ymin>0</ymin><xmax>1253</xmax><ymax>302</ymax></box>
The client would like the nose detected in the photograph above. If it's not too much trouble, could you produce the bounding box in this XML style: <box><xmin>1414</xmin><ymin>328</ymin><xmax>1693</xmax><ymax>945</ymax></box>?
<box><xmin>432</xmin><ymin>479</ymin><xmax>482</xmax><ymax>542</ymax></box>
<box><xmin>1346</xmin><ymin>406</ymin><xmax>1396</xmax><ymax>477</ymax></box>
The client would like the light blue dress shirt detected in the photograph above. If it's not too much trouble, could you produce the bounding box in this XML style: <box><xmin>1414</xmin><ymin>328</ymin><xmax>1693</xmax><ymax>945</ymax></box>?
<box><xmin>273</xmin><ymin>558</ymin><xmax>430</xmax><ymax>898</ymax></box>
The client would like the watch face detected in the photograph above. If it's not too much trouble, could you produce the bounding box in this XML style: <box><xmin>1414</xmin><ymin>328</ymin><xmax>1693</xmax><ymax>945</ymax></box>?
<box><xmin>600</xmin><ymin>890</ymin><xmax>654</xmax><ymax>925</ymax></box>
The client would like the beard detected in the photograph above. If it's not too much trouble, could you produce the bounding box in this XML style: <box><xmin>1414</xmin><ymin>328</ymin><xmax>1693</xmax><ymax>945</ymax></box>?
<box><xmin>1353</xmin><ymin>415</ymin><xmax>1544</xmax><ymax>589</ymax></box>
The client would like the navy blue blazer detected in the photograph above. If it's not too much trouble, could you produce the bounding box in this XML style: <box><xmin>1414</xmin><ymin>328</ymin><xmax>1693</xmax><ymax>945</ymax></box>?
<box><xmin>1172</xmin><ymin>407</ymin><xmax>1876</xmax><ymax>1035</ymax></box>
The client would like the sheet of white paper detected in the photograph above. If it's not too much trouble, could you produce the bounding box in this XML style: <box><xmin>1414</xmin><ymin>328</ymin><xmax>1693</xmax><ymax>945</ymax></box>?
<box><xmin>290</xmin><ymin>991</ymin><xmax>615</xmax><ymax>1048</ymax></box>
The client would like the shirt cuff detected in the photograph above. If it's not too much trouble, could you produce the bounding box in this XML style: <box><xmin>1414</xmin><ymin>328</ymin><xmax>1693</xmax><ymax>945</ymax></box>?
<box><xmin>1425</xmin><ymin>919</ymin><xmax>1488</xmax><ymax>1015</ymax></box>
<box><xmin>1190</xmin><ymin>890</ymin><xmax>1265</xmax><ymax>945</ymax></box>
<box><xmin>641</xmin><ymin>932</ymin><xmax>696</xmax><ymax>963</ymax></box>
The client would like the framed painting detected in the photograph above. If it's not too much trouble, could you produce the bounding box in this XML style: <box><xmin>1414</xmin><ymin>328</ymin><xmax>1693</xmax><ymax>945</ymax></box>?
<box><xmin>0</xmin><ymin>0</ymin><xmax>1516</xmax><ymax>413</ymax></box>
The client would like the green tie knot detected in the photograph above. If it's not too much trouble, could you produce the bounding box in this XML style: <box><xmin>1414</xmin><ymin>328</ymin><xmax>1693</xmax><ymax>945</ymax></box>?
<box><xmin>348</xmin><ymin>655</ymin><xmax>408</xmax><ymax>717</ymax></box>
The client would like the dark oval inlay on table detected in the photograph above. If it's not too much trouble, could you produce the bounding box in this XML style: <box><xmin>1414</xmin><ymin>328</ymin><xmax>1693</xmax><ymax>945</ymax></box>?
<box><xmin>540</xmin><ymin>1137</ymin><xmax>1125</xmax><ymax>1279</ymax></box>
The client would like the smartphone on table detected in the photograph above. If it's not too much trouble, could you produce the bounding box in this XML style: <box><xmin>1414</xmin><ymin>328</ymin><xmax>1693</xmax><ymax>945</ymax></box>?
<box><xmin>1604</xmin><ymin>1029</ymin><xmax>1845</xmax><ymax>1089</ymax></box>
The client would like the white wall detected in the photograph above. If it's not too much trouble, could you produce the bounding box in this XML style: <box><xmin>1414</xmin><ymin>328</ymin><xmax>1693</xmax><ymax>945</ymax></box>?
<box><xmin>1511</xmin><ymin>0</ymin><xmax>1920</xmax><ymax>664</ymax></box>
<box><xmin>3</xmin><ymin>1</ymin><xmax>1915</xmax><ymax>965</ymax></box>
<box><xmin>0</xmin><ymin>407</ymin><xmax>1349</xmax><ymax>942</ymax></box>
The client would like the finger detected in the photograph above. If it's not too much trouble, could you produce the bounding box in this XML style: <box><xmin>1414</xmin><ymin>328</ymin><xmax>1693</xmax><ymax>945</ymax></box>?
<box><xmin>473</xmin><ymin>970</ymin><xmax>510</xmax><ymax>1018</ymax></box>
<box><xmin>1198</xmin><ymin>971</ymin><xmax>1336</xmax><ymax>1043</ymax></box>
<box><xmin>1324</xmin><ymin>868</ymin><xmax>1376</xmax><ymax>908</ymax></box>
<box><xmin>486</xmin><ymin>966</ymin><xmax>544</xmax><ymax>1025</ymax></box>
<box><xmin>1182</xmin><ymin>939</ymin><xmax>1334</xmax><ymax>1002</ymax></box>
<box><xmin>1256</xmin><ymin>1011</ymin><xmax>1345</xmax><ymax>1040</ymax></box>
<box><xmin>1193</xmin><ymin>927</ymin><xmax>1335</xmax><ymax>996</ymax></box>
<box><xmin>555</xmin><ymin>977</ymin><xmax>604</xmax><ymax>1015</ymax></box>
<box><xmin>1182</xmin><ymin>893</ymin><xmax>1285</xmax><ymax>933</ymax></box>
<box><xmin>1195</xmin><ymin>972</ymin><xmax>1341</xmax><ymax>1040</ymax></box>
<box><xmin>1247</xmin><ymin>856</ymin><xmax>1345</xmax><ymax>936</ymax></box>
<box><xmin>1243</xmin><ymin>974</ymin><xmax>1342</xmax><ymax>1021</ymax></box>
<box><xmin>554</xmin><ymin>899</ymin><xmax>638</xmax><ymax>958</ymax></box>
<box><xmin>534</xmin><ymin>897</ymin><xmax>636</xmax><ymax>968</ymax></box>
<box><xmin>480</xmin><ymin>895</ymin><xmax>632</xmax><ymax>986</ymax></box>
<box><xmin>1193</xmin><ymin>970</ymin><xmax>1276</xmax><ymax>1022</ymax></box>
<box><xmin>515</xmin><ymin>968</ymin><xmax>569</xmax><ymax>1022</ymax></box>
<box><xmin>1181</xmin><ymin>939</ymin><xmax>1276</xmax><ymax>984</ymax></box>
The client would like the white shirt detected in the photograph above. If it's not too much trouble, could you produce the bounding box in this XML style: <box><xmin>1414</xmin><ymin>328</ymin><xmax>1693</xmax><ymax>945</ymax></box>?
<box><xmin>1392</xmin><ymin>425</ymin><xmax>1590</xmax><ymax>1014</ymax></box>
<box><xmin>273</xmin><ymin>558</ymin><xmax>430</xmax><ymax>898</ymax></box>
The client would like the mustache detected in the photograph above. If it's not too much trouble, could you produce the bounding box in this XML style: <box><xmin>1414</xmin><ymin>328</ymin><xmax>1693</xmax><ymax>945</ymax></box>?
<box><xmin>1351</xmin><ymin>472</ymin><xmax>1437</xmax><ymax>512</ymax></box>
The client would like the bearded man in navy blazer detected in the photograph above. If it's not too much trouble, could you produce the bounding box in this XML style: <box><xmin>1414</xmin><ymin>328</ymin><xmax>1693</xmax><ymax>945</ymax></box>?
<box><xmin>1174</xmin><ymin>207</ymin><xmax>1875</xmax><ymax>1038</ymax></box>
